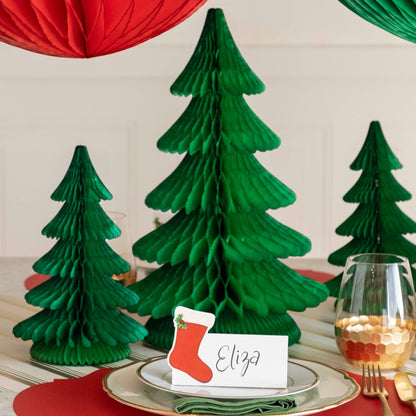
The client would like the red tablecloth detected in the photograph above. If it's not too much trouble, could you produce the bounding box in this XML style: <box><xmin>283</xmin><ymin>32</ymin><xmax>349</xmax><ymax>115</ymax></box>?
<box><xmin>13</xmin><ymin>367</ymin><xmax>414</xmax><ymax>415</ymax></box>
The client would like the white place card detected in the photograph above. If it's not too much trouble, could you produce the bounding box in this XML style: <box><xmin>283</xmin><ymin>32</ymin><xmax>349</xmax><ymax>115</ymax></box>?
<box><xmin>167</xmin><ymin>306</ymin><xmax>288</xmax><ymax>388</ymax></box>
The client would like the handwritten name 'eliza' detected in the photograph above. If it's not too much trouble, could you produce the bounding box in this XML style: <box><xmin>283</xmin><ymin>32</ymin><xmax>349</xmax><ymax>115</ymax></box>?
<box><xmin>215</xmin><ymin>344</ymin><xmax>260</xmax><ymax>377</ymax></box>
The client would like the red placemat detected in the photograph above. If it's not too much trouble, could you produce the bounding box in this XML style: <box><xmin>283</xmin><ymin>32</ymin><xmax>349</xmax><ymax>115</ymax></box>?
<box><xmin>294</xmin><ymin>269</ymin><xmax>334</xmax><ymax>284</ymax></box>
<box><xmin>13</xmin><ymin>368</ymin><xmax>144</xmax><ymax>416</ymax></box>
<box><xmin>24</xmin><ymin>273</ymin><xmax>50</xmax><ymax>290</ymax></box>
<box><xmin>13</xmin><ymin>367</ymin><xmax>414</xmax><ymax>416</ymax></box>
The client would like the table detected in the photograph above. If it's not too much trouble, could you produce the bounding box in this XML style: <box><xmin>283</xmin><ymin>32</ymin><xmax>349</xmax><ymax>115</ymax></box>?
<box><xmin>1</xmin><ymin>257</ymin><xmax>416</xmax><ymax>415</ymax></box>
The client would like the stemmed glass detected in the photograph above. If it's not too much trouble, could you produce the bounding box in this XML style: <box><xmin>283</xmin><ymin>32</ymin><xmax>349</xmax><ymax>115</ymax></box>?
<box><xmin>334</xmin><ymin>253</ymin><xmax>416</xmax><ymax>370</ymax></box>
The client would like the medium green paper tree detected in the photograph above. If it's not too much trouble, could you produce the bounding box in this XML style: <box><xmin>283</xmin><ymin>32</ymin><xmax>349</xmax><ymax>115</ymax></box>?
<box><xmin>13</xmin><ymin>145</ymin><xmax>147</xmax><ymax>365</ymax></box>
<box><xmin>128</xmin><ymin>8</ymin><xmax>328</xmax><ymax>348</ymax></box>
<box><xmin>326</xmin><ymin>121</ymin><xmax>416</xmax><ymax>296</ymax></box>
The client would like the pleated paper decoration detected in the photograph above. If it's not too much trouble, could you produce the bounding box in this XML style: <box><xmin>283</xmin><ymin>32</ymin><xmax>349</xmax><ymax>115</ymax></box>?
<box><xmin>13</xmin><ymin>146</ymin><xmax>147</xmax><ymax>365</ymax></box>
<box><xmin>326</xmin><ymin>121</ymin><xmax>416</xmax><ymax>296</ymax></box>
<box><xmin>339</xmin><ymin>0</ymin><xmax>416</xmax><ymax>44</ymax></box>
<box><xmin>0</xmin><ymin>0</ymin><xmax>207</xmax><ymax>58</ymax></box>
<box><xmin>128</xmin><ymin>8</ymin><xmax>329</xmax><ymax>349</ymax></box>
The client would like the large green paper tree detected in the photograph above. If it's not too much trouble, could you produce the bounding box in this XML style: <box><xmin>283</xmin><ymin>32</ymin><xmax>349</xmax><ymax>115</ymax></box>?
<box><xmin>128</xmin><ymin>8</ymin><xmax>328</xmax><ymax>348</ymax></box>
<box><xmin>326</xmin><ymin>121</ymin><xmax>416</xmax><ymax>296</ymax></box>
<box><xmin>13</xmin><ymin>145</ymin><xmax>147</xmax><ymax>365</ymax></box>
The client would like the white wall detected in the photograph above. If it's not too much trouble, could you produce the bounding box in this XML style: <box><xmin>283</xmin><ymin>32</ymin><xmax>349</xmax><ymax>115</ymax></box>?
<box><xmin>1</xmin><ymin>0</ymin><xmax>416</xmax><ymax>260</ymax></box>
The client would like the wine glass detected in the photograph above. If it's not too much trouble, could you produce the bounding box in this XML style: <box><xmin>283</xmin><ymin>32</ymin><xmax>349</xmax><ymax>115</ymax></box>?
<box><xmin>334</xmin><ymin>253</ymin><xmax>416</xmax><ymax>370</ymax></box>
<box><xmin>106</xmin><ymin>211</ymin><xmax>136</xmax><ymax>286</ymax></box>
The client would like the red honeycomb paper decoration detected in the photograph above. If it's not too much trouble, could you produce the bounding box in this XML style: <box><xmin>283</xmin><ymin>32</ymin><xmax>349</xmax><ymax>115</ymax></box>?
<box><xmin>0</xmin><ymin>0</ymin><xmax>207</xmax><ymax>58</ymax></box>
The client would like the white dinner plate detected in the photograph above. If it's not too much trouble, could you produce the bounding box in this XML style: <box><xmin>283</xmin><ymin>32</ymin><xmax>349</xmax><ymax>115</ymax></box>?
<box><xmin>136</xmin><ymin>356</ymin><xmax>319</xmax><ymax>399</ymax></box>
<box><xmin>103</xmin><ymin>357</ymin><xmax>360</xmax><ymax>416</ymax></box>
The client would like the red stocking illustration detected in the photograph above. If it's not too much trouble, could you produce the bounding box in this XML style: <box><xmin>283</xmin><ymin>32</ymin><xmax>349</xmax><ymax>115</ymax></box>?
<box><xmin>168</xmin><ymin>306</ymin><xmax>215</xmax><ymax>383</ymax></box>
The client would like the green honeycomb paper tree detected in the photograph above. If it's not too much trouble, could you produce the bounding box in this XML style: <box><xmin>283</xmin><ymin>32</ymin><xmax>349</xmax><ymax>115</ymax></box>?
<box><xmin>13</xmin><ymin>145</ymin><xmax>147</xmax><ymax>365</ymax></box>
<box><xmin>326</xmin><ymin>121</ymin><xmax>416</xmax><ymax>297</ymax></box>
<box><xmin>128</xmin><ymin>8</ymin><xmax>329</xmax><ymax>349</ymax></box>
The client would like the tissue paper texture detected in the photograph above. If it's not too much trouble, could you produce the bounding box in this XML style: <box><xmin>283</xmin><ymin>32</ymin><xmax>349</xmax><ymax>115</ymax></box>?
<box><xmin>0</xmin><ymin>0</ymin><xmax>207</xmax><ymax>57</ymax></box>
<box><xmin>339</xmin><ymin>0</ymin><xmax>416</xmax><ymax>44</ymax></box>
<box><xmin>326</xmin><ymin>121</ymin><xmax>416</xmax><ymax>296</ymax></box>
<box><xmin>13</xmin><ymin>145</ymin><xmax>147</xmax><ymax>365</ymax></box>
<box><xmin>128</xmin><ymin>8</ymin><xmax>328</xmax><ymax>349</ymax></box>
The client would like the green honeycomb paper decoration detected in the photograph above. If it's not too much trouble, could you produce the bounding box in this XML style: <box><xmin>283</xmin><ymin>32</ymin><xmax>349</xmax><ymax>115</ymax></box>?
<box><xmin>326</xmin><ymin>121</ymin><xmax>416</xmax><ymax>297</ymax></box>
<box><xmin>13</xmin><ymin>146</ymin><xmax>147</xmax><ymax>365</ymax></box>
<box><xmin>339</xmin><ymin>0</ymin><xmax>416</xmax><ymax>44</ymax></box>
<box><xmin>128</xmin><ymin>8</ymin><xmax>329</xmax><ymax>349</ymax></box>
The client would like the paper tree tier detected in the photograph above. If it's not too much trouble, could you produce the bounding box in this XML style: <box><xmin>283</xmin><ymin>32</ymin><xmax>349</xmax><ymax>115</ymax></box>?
<box><xmin>0</xmin><ymin>0</ymin><xmax>207</xmax><ymax>58</ymax></box>
<box><xmin>26</xmin><ymin>335</ymin><xmax>131</xmax><ymax>366</ymax></box>
<box><xmin>130</xmin><ymin>259</ymin><xmax>327</xmax><ymax>348</ymax></box>
<box><xmin>128</xmin><ymin>8</ymin><xmax>328</xmax><ymax>348</ymax></box>
<box><xmin>13</xmin><ymin>146</ymin><xmax>147</xmax><ymax>365</ymax></box>
<box><xmin>326</xmin><ymin>121</ymin><xmax>416</xmax><ymax>297</ymax></box>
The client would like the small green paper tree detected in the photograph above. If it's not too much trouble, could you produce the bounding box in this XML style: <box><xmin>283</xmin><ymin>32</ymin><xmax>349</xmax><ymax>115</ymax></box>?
<box><xmin>128</xmin><ymin>8</ymin><xmax>328</xmax><ymax>348</ymax></box>
<box><xmin>326</xmin><ymin>121</ymin><xmax>416</xmax><ymax>296</ymax></box>
<box><xmin>13</xmin><ymin>145</ymin><xmax>147</xmax><ymax>365</ymax></box>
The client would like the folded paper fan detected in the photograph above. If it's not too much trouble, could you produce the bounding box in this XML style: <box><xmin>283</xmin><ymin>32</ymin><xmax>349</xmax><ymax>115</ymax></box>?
<box><xmin>339</xmin><ymin>0</ymin><xmax>416</xmax><ymax>44</ymax></box>
<box><xmin>0</xmin><ymin>0</ymin><xmax>207</xmax><ymax>58</ymax></box>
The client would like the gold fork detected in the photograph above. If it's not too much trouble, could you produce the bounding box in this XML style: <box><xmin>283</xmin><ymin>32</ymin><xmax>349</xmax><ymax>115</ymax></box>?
<box><xmin>362</xmin><ymin>364</ymin><xmax>395</xmax><ymax>416</ymax></box>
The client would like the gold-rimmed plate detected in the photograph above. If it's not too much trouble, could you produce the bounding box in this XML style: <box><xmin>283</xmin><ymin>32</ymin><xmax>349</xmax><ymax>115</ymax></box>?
<box><xmin>102</xmin><ymin>358</ymin><xmax>360</xmax><ymax>415</ymax></box>
<box><xmin>137</xmin><ymin>356</ymin><xmax>319</xmax><ymax>399</ymax></box>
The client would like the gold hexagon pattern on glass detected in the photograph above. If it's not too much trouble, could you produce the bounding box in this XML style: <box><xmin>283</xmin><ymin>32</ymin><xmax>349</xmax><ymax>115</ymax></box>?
<box><xmin>335</xmin><ymin>315</ymin><xmax>416</xmax><ymax>369</ymax></box>
<box><xmin>334</xmin><ymin>253</ymin><xmax>416</xmax><ymax>370</ymax></box>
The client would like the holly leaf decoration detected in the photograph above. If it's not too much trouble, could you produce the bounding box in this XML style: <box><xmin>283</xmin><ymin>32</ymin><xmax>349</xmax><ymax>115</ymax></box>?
<box><xmin>175</xmin><ymin>314</ymin><xmax>187</xmax><ymax>329</ymax></box>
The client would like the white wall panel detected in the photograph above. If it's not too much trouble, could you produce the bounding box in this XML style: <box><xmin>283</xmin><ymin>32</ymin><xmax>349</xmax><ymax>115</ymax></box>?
<box><xmin>256</xmin><ymin>125</ymin><xmax>332</xmax><ymax>258</ymax></box>
<box><xmin>1</xmin><ymin>1</ymin><xmax>416</xmax><ymax>261</ymax></box>
<box><xmin>150</xmin><ymin>0</ymin><xmax>409</xmax><ymax>46</ymax></box>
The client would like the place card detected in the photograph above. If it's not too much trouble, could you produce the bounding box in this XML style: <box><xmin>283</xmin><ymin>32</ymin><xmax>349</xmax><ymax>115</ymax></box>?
<box><xmin>167</xmin><ymin>306</ymin><xmax>288</xmax><ymax>388</ymax></box>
